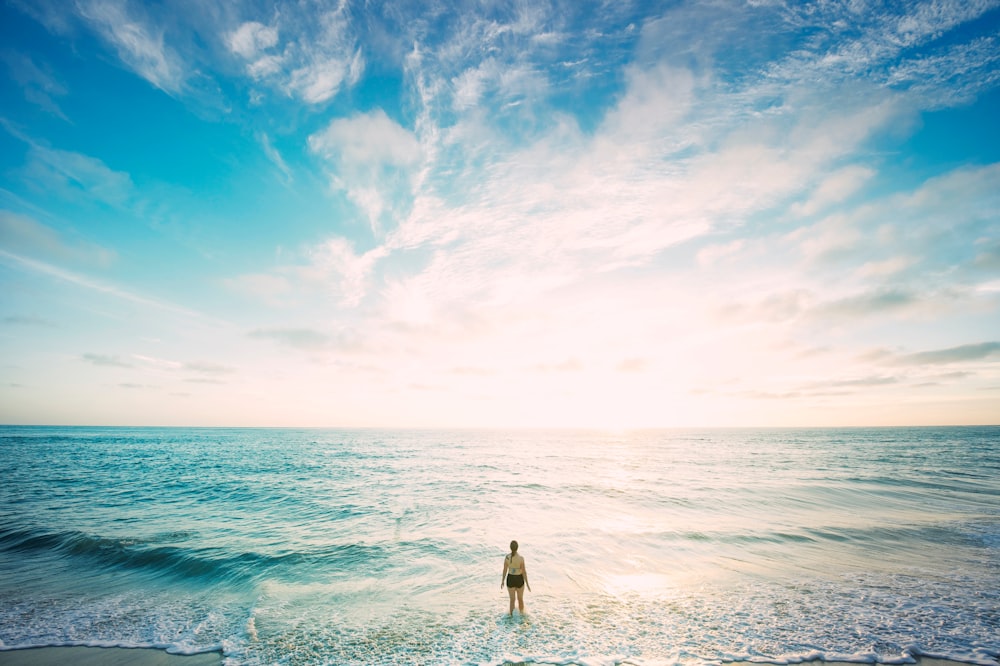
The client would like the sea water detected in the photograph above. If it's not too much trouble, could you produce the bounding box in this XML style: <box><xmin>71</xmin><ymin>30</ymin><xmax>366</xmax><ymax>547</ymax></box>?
<box><xmin>0</xmin><ymin>426</ymin><xmax>997</xmax><ymax>666</ymax></box>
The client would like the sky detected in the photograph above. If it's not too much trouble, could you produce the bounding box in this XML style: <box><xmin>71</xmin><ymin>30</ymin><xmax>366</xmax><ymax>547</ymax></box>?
<box><xmin>1</xmin><ymin>0</ymin><xmax>998</xmax><ymax>428</ymax></box>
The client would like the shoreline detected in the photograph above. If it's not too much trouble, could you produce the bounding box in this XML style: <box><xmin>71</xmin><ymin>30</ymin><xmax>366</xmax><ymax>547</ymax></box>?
<box><xmin>0</xmin><ymin>649</ymin><xmax>991</xmax><ymax>666</ymax></box>
<box><xmin>0</xmin><ymin>647</ymin><xmax>222</xmax><ymax>665</ymax></box>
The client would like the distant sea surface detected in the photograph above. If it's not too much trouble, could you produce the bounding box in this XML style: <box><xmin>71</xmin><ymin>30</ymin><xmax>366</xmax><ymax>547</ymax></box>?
<box><xmin>1</xmin><ymin>426</ymin><xmax>998</xmax><ymax>666</ymax></box>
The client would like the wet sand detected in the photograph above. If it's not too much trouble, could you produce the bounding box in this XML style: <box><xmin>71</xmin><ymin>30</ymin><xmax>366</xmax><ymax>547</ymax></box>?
<box><xmin>0</xmin><ymin>647</ymin><xmax>221</xmax><ymax>665</ymax></box>
<box><xmin>0</xmin><ymin>649</ymin><xmax>987</xmax><ymax>666</ymax></box>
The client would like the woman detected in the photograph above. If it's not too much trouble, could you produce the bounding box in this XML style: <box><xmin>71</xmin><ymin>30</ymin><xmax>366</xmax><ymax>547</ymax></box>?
<box><xmin>500</xmin><ymin>540</ymin><xmax>530</xmax><ymax>615</ymax></box>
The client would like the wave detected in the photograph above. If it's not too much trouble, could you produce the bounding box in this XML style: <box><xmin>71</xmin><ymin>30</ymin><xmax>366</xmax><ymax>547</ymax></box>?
<box><xmin>0</xmin><ymin>525</ymin><xmax>385</xmax><ymax>587</ymax></box>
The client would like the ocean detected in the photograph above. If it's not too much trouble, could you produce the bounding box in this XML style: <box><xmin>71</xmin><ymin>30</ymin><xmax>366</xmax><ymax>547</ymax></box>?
<box><xmin>0</xmin><ymin>426</ymin><xmax>997</xmax><ymax>666</ymax></box>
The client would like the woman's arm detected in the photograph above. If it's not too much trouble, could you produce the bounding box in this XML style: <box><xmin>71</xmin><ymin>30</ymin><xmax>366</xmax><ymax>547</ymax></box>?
<box><xmin>500</xmin><ymin>557</ymin><xmax>509</xmax><ymax>588</ymax></box>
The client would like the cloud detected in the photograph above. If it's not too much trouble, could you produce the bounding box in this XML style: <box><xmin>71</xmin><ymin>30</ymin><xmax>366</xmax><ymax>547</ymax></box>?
<box><xmin>533</xmin><ymin>358</ymin><xmax>583</xmax><ymax>373</ymax></box>
<box><xmin>83</xmin><ymin>353</ymin><xmax>132</xmax><ymax>368</ymax></box>
<box><xmin>75</xmin><ymin>0</ymin><xmax>186</xmax><ymax>94</ymax></box>
<box><xmin>19</xmin><ymin>145</ymin><xmax>135</xmax><ymax>208</ymax></box>
<box><xmin>1</xmin><ymin>50</ymin><xmax>69</xmax><ymax>120</ymax></box>
<box><xmin>259</xmin><ymin>132</ymin><xmax>293</xmax><ymax>183</ymax></box>
<box><xmin>289</xmin><ymin>54</ymin><xmax>362</xmax><ymax>104</ymax></box>
<box><xmin>617</xmin><ymin>358</ymin><xmax>648</xmax><ymax>373</ymax></box>
<box><xmin>224</xmin><ymin>272</ymin><xmax>293</xmax><ymax>306</ymax></box>
<box><xmin>302</xmin><ymin>237</ymin><xmax>387</xmax><ymax>306</ymax></box>
<box><xmin>887</xmin><ymin>35</ymin><xmax>1000</xmax><ymax>106</ymax></box>
<box><xmin>213</xmin><ymin>2</ymin><xmax>999</xmax><ymax>403</ymax></box>
<box><xmin>0</xmin><ymin>211</ymin><xmax>116</xmax><ymax>267</ymax></box>
<box><xmin>790</xmin><ymin>165</ymin><xmax>875</xmax><ymax>217</ymax></box>
<box><xmin>896</xmin><ymin>342</ymin><xmax>1000</xmax><ymax>366</ymax></box>
<box><xmin>974</xmin><ymin>244</ymin><xmax>1000</xmax><ymax>271</ymax></box>
<box><xmin>816</xmin><ymin>289</ymin><xmax>918</xmax><ymax>320</ymax></box>
<box><xmin>450</xmin><ymin>366</ymin><xmax>493</xmax><ymax>376</ymax></box>
<box><xmin>309</xmin><ymin>109</ymin><xmax>422</xmax><ymax>232</ymax></box>
<box><xmin>759</xmin><ymin>0</ymin><xmax>999</xmax><ymax>99</ymax></box>
<box><xmin>804</xmin><ymin>376</ymin><xmax>899</xmax><ymax>390</ymax></box>
<box><xmin>600</xmin><ymin>62</ymin><xmax>696</xmax><ymax>144</ymax></box>
<box><xmin>226</xmin><ymin>6</ymin><xmax>363</xmax><ymax>104</ymax></box>
<box><xmin>310</xmin><ymin>110</ymin><xmax>422</xmax><ymax>168</ymax></box>
<box><xmin>697</xmin><ymin>240</ymin><xmax>744</xmax><ymax>267</ymax></box>
<box><xmin>227</xmin><ymin>21</ymin><xmax>278</xmax><ymax>60</ymax></box>
<box><xmin>857</xmin><ymin>256</ymin><xmax>916</xmax><ymax>279</ymax></box>
<box><xmin>2</xmin><ymin>314</ymin><xmax>57</xmax><ymax>327</ymax></box>
<box><xmin>249</xmin><ymin>327</ymin><xmax>332</xmax><ymax>350</ymax></box>
<box><xmin>0</xmin><ymin>248</ymin><xmax>217</xmax><ymax>323</ymax></box>
<box><xmin>183</xmin><ymin>361</ymin><xmax>235</xmax><ymax>375</ymax></box>
<box><xmin>227</xmin><ymin>235</ymin><xmax>388</xmax><ymax>311</ymax></box>
<box><xmin>779</xmin><ymin>162</ymin><xmax>1000</xmax><ymax>298</ymax></box>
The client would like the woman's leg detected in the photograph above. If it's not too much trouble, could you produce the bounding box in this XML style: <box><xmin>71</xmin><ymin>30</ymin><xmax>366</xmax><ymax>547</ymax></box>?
<box><xmin>507</xmin><ymin>585</ymin><xmax>516</xmax><ymax>615</ymax></box>
<box><xmin>515</xmin><ymin>586</ymin><xmax>525</xmax><ymax>612</ymax></box>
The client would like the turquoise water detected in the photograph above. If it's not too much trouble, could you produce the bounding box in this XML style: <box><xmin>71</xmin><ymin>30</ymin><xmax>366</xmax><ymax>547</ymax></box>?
<box><xmin>0</xmin><ymin>426</ymin><xmax>998</xmax><ymax>666</ymax></box>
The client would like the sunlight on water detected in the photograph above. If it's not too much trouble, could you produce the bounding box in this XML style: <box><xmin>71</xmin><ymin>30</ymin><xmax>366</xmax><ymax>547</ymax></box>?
<box><xmin>1</xmin><ymin>426</ymin><xmax>998</xmax><ymax>665</ymax></box>
<box><xmin>603</xmin><ymin>572</ymin><xmax>675</xmax><ymax>597</ymax></box>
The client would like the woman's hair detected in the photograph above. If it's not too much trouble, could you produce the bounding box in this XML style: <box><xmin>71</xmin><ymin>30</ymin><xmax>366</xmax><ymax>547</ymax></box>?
<box><xmin>509</xmin><ymin>540</ymin><xmax>518</xmax><ymax>555</ymax></box>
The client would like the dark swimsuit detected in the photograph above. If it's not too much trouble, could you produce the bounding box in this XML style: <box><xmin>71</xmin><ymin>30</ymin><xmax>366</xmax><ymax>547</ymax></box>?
<box><xmin>505</xmin><ymin>554</ymin><xmax>524</xmax><ymax>588</ymax></box>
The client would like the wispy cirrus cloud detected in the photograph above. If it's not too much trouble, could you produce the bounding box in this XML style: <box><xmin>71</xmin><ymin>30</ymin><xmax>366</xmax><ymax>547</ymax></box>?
<box><xmin>83</xmin><ymin>352</ymin><xmax>132</xmax><ymax>368</ymax></box>
<box><xmin>248</xmin><ymin>327</ymin><xmax>333</xmax><ymax>350</ymax></box>
<box><xmin>2</xmin><ymin>314</ymin><xmax>57</xmax><ymax>327</ymax></box>
<box><xmin>896</xmin><ymin>342</ymin><xmax>1000</xmax><ymax>366</ymax></box>
<box><xmin>18</xmin><ymin>145</ymin><xmax>135</xmax><ymax>208</ymax></box>
<box><xmin>259</xmin><ymin>132</ymin><xmax>293</xmax><ymax>184</ymax></box>
<box><xmin>1</xmin><ymin>50</ymin><xmax>69</xmax><ymax>120</ymax></box>
<box><xmin>0</xmin><ymin>248</ymin><xmax>218</xmax><ymax>324</ymax></box>
<box><xmin>75</xmin><ymin>0</ymin><xmax>187</xmax><ymax>94</ymax></box>
<box><xmin>183</xmin><ymin>361</ymin><xmax>236</xmax><ymax>375</ymax></box>
<box><xmin>0</xmin><ymin>211</ymin><xmax>115</xmax><ymax>267</ymax></box>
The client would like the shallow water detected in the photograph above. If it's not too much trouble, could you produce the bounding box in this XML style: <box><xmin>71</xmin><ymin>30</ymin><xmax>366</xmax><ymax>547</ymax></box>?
<box><xmin>1</xmin><ymin>426</ymin><xmax>998</xmax><ymax>665</ymax></box>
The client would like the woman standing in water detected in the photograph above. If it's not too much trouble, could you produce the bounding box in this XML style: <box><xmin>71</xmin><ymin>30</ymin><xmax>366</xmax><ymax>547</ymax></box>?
<box><xmin>501</xmin><ymin>540</ymin><xmax>530</xmax><ymax>615</ymax></box>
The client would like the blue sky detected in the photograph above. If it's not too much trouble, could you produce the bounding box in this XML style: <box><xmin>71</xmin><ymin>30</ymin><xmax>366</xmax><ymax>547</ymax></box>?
<box><xmin>1</xmin><ymin>0</ymin><xmax>998</xmax><ymax>427</ymax></box>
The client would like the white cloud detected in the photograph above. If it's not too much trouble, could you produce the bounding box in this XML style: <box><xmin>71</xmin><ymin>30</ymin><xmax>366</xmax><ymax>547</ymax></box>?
<box><xmin>0</xmin><ymin>211</ymin><xmax>115</xmax><ymax>267</ymax></box>
<box><xmin>75</xmin><ymin>0</ymin><xmax>186</xmax><ymax>94</ymax></box>
<box><xmin>224</xmin><ymin>272</ymin><xmax>293</xmax><ymax>307</ymax></box>
<box><xmin>259</xmin><ymin>132</ymin><xmax>293</xmax><ymax>183</ymax></box>
<box><xmin>228</xmin><ymin>236</ymin><xmax>387</xmax><ymax>310</ymax></box>
<box><xmin>83</xmin><ymin>353</ymin><xmax>131</xmax><ymax>368</ymax></box>
<box><xmin>600</xmin><ymin>62</ymin><xmax>696</xmax><ymax>145</ymax></box>
<box><xmin>8</xmin><ymin>0</ymin><xmax>994</xmax><ymax>426</ymax></box>
<box><xmin>309</xmin><ymin>110</ymin><xmax>422</xmax><ymax>168</ymax></box>
<box><xmin>697</xmin><ymin>240</ymin><xmax>745</xmax><ymax>267</ymax></box>
<box><xmin>225</xmin><ymin>4</ymin><xmax>363</xmax><ymax>105</ymax></box>
<box><xmin>2</xmin><ymin>51</ymin><xmax>69</xmax><ymax>120</ymax></box>
<box><xmin>0</xmin><ymin>248</ymin><xmax>217</xmax><ymax>323</ymax></box>
<box><xmin>857</xmin><ymin>256</ymin><xmax>916</xmax><ymax>278</ymax></box>
<box><xmin>20</xmin><ymin>145</ymin><xmax>134</xmax><ymax>207</ymax></box>
<box><xmin>791</xmin><ymin>165</ymin><xmax>875</xmax><ymax>217</ymax></box>
<box><xmin>248</xmin><ymin>327</ymin><xmax>332</xmax><ymax>350</ymax></box>
<box><xmin>302</xmin><ymin>237</ymin><xmax>387</xmax><ymax>307</ymax></box>
<box><xmin>288</xmin><ymin>56</ymin><xmax>351</xmax><ymax>104</ymax></box>
<box><xmin>309</xmin><ymin>109</ymin><xmax>422</xmax><ymax>233</ymax></box>
<box><xmin>227</xmin><ymin>21</ymin><xmax>278</xmax><ymax>60</ymax></box>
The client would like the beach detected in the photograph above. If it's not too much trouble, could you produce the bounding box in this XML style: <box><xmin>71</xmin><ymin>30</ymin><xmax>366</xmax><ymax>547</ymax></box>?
<box><xmin>0</xmin><ymin>647</ymin><xmax>220</xmax><ymax>665</ymax></box>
